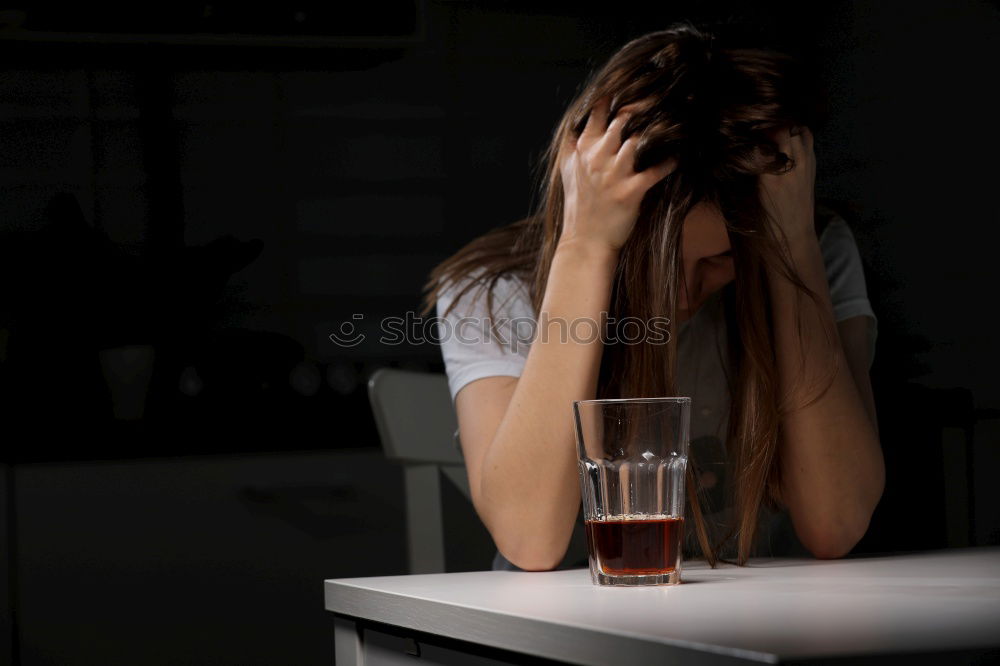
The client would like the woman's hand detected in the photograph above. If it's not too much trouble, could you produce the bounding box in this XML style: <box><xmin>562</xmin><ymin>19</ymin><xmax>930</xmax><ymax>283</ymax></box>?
<box><xmin>558</xmin><ymin>96</ymin><xmax>677</xmax><ymax>252</ymax></box>
<box><xmin>758</xmin><ymin>125</ymin><xmax>817</xmax><ymax>244</ymax></box>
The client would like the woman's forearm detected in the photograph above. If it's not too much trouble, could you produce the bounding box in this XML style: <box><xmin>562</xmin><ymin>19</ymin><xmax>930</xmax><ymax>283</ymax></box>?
<box><xmin>768</xmin><ymin>231</ymin><xmax>885</xmax><ymax>558</ymax></box>
<box><xmin>479</xmin><ymin>238</ymin><xmax>617</xmax><ymax>569</ymax></box>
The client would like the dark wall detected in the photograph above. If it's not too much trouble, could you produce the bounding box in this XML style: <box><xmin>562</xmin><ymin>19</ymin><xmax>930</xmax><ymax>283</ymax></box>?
<box><xmin>1</xmin><ymin>1</ymin><xmax>998</xmax><ymax>665</ymax></box>
<box><xmin>3</xmin><ymin>2</ymin><xmax>999</xmax><ymax>434</ymax></box>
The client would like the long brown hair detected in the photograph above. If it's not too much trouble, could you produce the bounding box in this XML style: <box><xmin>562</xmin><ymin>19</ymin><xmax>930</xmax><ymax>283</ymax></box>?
<box><xmin>423</xmin><ymin>20</ymin><xmax>836</xmax><ymax>566</ymax></box>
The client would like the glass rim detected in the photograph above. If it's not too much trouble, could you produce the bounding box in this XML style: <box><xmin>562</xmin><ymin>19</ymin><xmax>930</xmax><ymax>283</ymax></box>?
<box><xmin>574</xmin><ymin>397</ymin><xmax>691</xmax><ymax>406</ymax></box>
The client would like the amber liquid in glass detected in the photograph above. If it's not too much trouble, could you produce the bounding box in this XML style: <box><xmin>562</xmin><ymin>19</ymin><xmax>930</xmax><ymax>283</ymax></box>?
<box><xmin>585</xmin><ymin>516</ymin><xmax>684</xmax><ymax>576</ymax></box>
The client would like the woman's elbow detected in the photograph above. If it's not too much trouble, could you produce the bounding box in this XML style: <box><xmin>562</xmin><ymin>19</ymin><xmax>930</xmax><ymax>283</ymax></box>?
<box><xmin>805</xmin><ymin>535</ymin><xmax>855</xmax><ymax>560</ymax></box>
<box><xmin>475</xmin><ymin>490</ymin><xmax>573</xmax><ymax>571</ymax></box>
<box><xmin>799</xmin><ymin>510</ymin><xmax>874</xmax><ymax>560</ymax></box>
<box><xmin>491</xmin><ymin>526</ymin><xmax>568</xmax><ymax>571</ymax></box>
<box><xmin>504</xmin><ymin>545</ymin><xmax>564</xmax><ymax>571</ymax></box>
<box><xmin>484</xmin><ymin>513</ymin><xmax>568</xmax><ymax>571</ymax></box>
<box><xmin>795</xmin><ymin>465</ymin><xmax>884</xmax><ymax>560</ymax></box>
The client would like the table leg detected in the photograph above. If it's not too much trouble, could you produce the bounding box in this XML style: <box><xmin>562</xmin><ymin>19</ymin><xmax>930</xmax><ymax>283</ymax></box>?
<box><xmin>334</xmin><ymin>616</ymin><xmax>363</xmax><ymax>666</ymax></box>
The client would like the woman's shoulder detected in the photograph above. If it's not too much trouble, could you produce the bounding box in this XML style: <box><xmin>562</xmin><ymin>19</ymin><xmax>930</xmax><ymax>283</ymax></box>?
<box><xmin>815</xmin><ymin>201</ymin><xmax>864</xmax><ymax>263</ymax></box>
<box><xmin>814</xmin><ymin>200</ymin><xmax>850</xmax><ymax>238</ymax></box>
<box><xmin>812</xmin><ymin>201</ymin><xmax>877</xmax><ymax>345</ymax></box>
<box><xmin>436</xmin><ymin>268</ymin><xmax>533</xmax><ymax>319</ymax></box>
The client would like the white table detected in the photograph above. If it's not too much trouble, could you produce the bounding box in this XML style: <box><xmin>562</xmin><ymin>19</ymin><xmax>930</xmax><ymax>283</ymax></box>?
<box><xmin>325</xmin><ymin>546</ymin><xmax>1000</xmax><ymax>665</ymax></box>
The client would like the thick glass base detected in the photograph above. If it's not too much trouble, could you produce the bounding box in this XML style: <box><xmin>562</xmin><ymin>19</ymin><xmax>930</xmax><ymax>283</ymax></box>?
<box><xmin>590</xmin><ymin>568</ymin><xmax>681</xmax><ymax>586</ymax></box>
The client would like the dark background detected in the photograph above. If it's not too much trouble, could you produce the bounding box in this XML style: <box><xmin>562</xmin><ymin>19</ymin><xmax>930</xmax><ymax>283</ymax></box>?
<box><xmin>0</xmin><ymin>1</ymin><xmax>997</xmax><ymax>664</ymax></box>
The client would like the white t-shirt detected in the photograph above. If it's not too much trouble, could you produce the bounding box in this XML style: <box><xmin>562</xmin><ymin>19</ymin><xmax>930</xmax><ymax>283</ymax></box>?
<box><xmin>435</xmin><ymin>210</ymin><xmax>877</xmax><ymax>569</ymax></box>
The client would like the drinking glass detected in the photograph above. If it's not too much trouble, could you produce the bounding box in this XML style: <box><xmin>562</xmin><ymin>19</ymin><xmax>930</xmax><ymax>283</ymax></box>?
<box><xmin>574</xmin><ymin>397</ymin><xmax>691</xmax><ymax>586</ymax></box>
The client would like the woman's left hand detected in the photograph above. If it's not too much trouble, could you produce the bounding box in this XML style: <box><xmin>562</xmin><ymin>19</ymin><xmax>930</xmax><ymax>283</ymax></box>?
<box><xmin>758</xmin><ymin>125</ymin><xmax>817</xmax><ymax>243</ymax></box>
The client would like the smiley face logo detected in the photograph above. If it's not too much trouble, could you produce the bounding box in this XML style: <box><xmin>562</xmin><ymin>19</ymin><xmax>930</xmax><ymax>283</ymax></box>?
<box><xmin>329</xmin><ymin>314</ymin><xmax>365</xmax><ymax>348</ymax></box>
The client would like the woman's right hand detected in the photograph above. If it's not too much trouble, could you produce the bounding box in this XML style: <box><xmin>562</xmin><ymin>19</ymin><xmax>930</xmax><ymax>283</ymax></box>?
<box><xmin>558</xmin><ymin>95</ymin><xmax>678</xmax><ymax>253</ymax></box>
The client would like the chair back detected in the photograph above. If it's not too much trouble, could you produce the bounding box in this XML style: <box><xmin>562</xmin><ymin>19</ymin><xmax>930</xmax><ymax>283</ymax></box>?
<box><xmin>368</xmin><ymin>368</ymin><xmax>463</xmax><ymax>466</ymax></box>
<box><xmin>367</xmin><ymin>368</ymin><xmax>471</xmax><ymax>572</ymax></box>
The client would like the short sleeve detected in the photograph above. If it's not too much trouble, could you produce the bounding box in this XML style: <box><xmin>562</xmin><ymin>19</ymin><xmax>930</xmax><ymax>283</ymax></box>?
<box><xmin>435</xmin><ymin>272</ymin><xmax>535</xmax><ymax>402</ymax></box>
<box><xmin>818</xmin><ymin>216</ymin><xmax>878</xmax><ymax>367</ymax></box>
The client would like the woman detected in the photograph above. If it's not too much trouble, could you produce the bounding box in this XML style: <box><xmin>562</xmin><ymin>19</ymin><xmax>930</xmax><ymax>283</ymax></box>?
<box><xmin>423</xmin><ymin>21</ymin><xmax>884</xmax><ymax>571</ymax></box>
